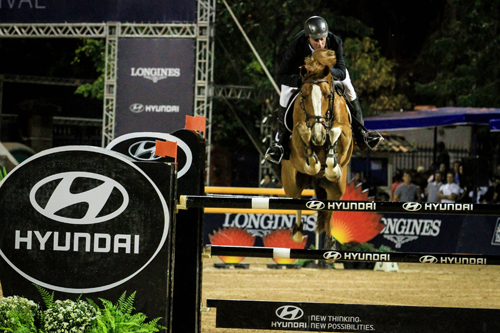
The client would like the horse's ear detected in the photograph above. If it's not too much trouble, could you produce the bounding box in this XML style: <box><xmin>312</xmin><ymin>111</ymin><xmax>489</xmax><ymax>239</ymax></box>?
<box><xmin>323</xmin><ymin>66</ymin><xmax>330</xmax><ymax>78</ymax></box>
<box><xmin>300</xmin><ymin>66</ymin><xmax>308</xmax><ymax>77</ymax></box>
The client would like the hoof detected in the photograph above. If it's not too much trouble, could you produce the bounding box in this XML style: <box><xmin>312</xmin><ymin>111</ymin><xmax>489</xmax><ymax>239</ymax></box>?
<box><xmin>291</xmin><ymin>231</ymin><xmax>305</xmax><ymax>243</ymax></box>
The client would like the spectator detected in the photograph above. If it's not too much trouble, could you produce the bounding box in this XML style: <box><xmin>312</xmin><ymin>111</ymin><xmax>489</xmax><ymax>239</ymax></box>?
<box><xmin>428</xmin><ymin>162</ymin><xmax>447</xmax><ymax>183</ymax></box>
<box><xmin>413</xmin><ymin>165</ymin><xmax>428</xmax><ymax>200</ymax></box>
<box><xmin>393</xmin><ymin>171</ymin><xmax>421</xmax><ymax>202</ymax></box>
<box><xmin>391</xmin><ymin>171</ymin><xmax>403</xmax><ymax>201</ymax></box>
<box><xmin>352</xmin><ymin>171</ymin><xmax>364</xmax><ymax>188</ymax></box>
<box><xmin>426</xmin><ymin>171</ymin><xmax>443</xmax><ymax>202</ymax></box>
<box><xmin>261</xmin><ymin>174</ymin><xmax>276</xmax><ymax>188</ymax></box>
<box><xmin>492</xmin><ymin>176</ymin><xmax>500</xmax><ymax>204</ymax></box>
<box><xmin>438</xmin><ymin>171</ymin><xmax>461</xmax><ymax>203</ymax></box>
<box><xmin>452</xmin><ymin>160</ymin><xmax>461</xmax><ymax>185</ymax></box>
<box><xmin>436</xmin><ymin>141</ymin><xmax>450</xmax><ymax>171</ymax></box>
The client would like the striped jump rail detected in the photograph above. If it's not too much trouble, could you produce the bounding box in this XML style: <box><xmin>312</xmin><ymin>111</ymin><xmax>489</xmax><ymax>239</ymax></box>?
<box><xmin>205</xmin><ymin>245</ymin><xmax>500</xmax><ymax>265</ymax></box>
<box><xmin>179</xmin><ymin>195</ymin><xmax>500</xmax><ymax>215</ymax></box>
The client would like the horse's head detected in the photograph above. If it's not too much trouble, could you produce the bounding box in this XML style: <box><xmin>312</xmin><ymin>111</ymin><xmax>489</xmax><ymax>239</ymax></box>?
<box><xmin>299</xmin><ymin>49</ymin><xmax>337</xmax><ymax>147</ymax></box>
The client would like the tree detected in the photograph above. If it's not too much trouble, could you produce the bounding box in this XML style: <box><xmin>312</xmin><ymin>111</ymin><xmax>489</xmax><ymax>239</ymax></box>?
<box><xmin>72</xmin><ymin>39</ymin><xmax>105</xmax><ymax>100</ymax></box>
<box><xmin>414</xmin><ymin>0</ymin><xmax>500</xmax><ymax>107</ymax></box>
<box><xmin>344</xmin><ymin>37</ymin><xmax>411</xmax><ymax>114</ymax></box>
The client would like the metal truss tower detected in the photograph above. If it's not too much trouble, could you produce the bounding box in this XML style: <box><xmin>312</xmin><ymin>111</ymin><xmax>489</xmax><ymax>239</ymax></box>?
<box><xmin>0</xmin><ymin>0</ymin><xmax>216</xmax><ymax>173</ymax></box>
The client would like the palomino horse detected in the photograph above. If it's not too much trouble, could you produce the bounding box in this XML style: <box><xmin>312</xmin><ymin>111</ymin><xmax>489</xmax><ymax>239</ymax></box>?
<box><xmin>281</xmin><ymin>48</ymin><xmax>353</xmax><ymax>250</ymax></box>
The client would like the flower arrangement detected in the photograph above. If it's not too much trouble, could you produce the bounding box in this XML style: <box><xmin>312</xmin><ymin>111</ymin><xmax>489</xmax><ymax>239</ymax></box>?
<box><xmin>0</xmin><ymin>295</ymin><xmax>39</xmax><ymax>332</ymax></box>
<box><xmin>41</xmin><ymin>299</ymin><xmax>98</xmax><ymax>333</ymax></box>
<box><xmin>0</xmin><ymin>287</ymin><xmax>164</xmax><ymax>333</ymax></box>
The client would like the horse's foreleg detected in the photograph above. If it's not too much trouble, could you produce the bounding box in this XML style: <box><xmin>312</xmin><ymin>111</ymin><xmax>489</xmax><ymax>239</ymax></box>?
<box><xmin>296</xmin><ymin>122</ymin><xmax>321</xmax><ymax>175</ymax></box>
<box><xmin>325</xmin><ymin>126</ymin><xmax>342</xmax><ymax>182</ymax></box>
<box><xmin>291</xmin><ymin>210</ymin><xmax>304</xmax><ymax>243</ymax></box>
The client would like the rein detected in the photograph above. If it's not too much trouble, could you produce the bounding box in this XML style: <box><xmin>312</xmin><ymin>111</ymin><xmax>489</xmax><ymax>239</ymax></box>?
<box><xmin>299</xmin><ymin>79</ymin><xmax>335</xmax><ymax>130</ymax></box>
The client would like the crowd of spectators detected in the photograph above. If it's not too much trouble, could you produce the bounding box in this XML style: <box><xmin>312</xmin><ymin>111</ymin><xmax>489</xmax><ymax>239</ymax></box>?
<box><xmin>391</xmin><ymin>161</ymin><xmax>500</xmax><ymax>204</ymax></box>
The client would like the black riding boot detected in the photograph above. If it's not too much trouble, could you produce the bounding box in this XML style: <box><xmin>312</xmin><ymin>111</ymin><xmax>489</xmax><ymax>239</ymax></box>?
<box><xmin>351</xmin><ymin>98</ymin><xmax>382</xmax><ymax>150</ymax></box>
<box><xmin>265</xmin><ymin>107</ymin><xmax>289</xmax><ymax>164</ymax></box>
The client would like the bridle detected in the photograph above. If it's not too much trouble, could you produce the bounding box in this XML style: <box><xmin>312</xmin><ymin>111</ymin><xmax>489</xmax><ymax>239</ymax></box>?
<box><xmin>299</xmin><ymin>78</ymin><xmax>335</xmax><ymax>130</ymax></box>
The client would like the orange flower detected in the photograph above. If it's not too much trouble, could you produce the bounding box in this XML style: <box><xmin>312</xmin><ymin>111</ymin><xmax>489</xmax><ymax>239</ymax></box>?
<box><xmin>331</xmin><ymin>181</ymin><xmax>385</xmax><ymax>244</ymax></box>
<box><xmin>262</xmin><ymin>228</ymin><xmax>307</xmax><ymax>264</ymax></box>
<box><xmin>209</xmin><ymin>227</ymin><xmax>255</xmax><ymax>263</ymax></box>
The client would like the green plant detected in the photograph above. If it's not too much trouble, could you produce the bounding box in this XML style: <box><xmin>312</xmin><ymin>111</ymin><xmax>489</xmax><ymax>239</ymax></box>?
<box><xmin>0</xmin><ymin>296</ymin><xmax>39</xmax><ymax>333</ymax></box>
<box><xmin>339</xmin><ymin>241</ymin><xmax>377</xmax><ymax>252</ymax></box>
<box><xmin>87</xmin><ymin>292</ymin><xmax>164</xmax><ymax>333</ymax></box>
<box><xmin>0</xmin><ymin>167</ymin><xmax>7</xmax><ymax>181</ymax></box>
<box><xmin>377</xmin><ymin>244</ymin><xmax>393</xmax><ymax>252</ymax></box>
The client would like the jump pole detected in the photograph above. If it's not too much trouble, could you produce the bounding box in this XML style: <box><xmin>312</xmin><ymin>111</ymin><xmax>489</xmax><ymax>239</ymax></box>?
<box><xmin>205</xmin><ymin>245</ymin><xmax>498</xmax><ymax>265</ymax></box>
<box><xmin>179</xmin><ymin>195</ymin><xmax>500</xmax><ymax>215</ymax></box>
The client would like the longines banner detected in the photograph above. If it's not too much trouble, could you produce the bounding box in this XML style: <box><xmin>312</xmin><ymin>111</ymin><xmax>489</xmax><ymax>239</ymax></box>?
<box><xmin>0</xmin><ymin>0</ymin><xmax>196</xmax><ymax>23</ymax></box>
<box><xmin>204</xmin><ymin>212</ymin><xmax>500</xmax><ymax>255</ymax></box>
<box><xmin>115</xmin><ymin>38</ymin><xmax>195</xmax><ymax>137</ymax></box>
<box><xmin>370</xmin><ymin>213</ymin><xmax>500</xmax><ymax>255</ymax></box>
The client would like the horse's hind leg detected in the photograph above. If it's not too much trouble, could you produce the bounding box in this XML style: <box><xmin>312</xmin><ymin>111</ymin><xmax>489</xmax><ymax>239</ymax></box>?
<box><xmin>291</xmin><ymin>210</ymin><xmax>304</xmax><ymax>243</ymax></box>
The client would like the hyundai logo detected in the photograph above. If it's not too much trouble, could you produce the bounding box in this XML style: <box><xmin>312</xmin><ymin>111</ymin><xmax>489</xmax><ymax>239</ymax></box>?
<box><xmin>29</xmin><ymin>172</ymin><xmax>129</xmax><ymax>225</ymax></box>
<box><xmin>323</xmin><ymin>251</ymin><xmax>342</xmax><ymax>261</ymax></box>
<box><xmin>129</xmin><ymin>103</ymin><xmax>144</xmax><ymax>113</ymax></box>
<box><xmin>106</xmin><ymin>132</ymin><xmax>193</xmax><ymax>179</ymax></box>
<box><xmin>419</xmin><ymin>255</ymin><xmax>438</xmax><ymax>264</ymax></box>
<box><xmin>306</xmin><ymin>201</ymin><xmax>325</xmax><ymax>210</ymax></box>
<box><xmin>276</xmin><ymin>305</ymin><xmax>304</xmax><ymax>321</ymax></box>
<box><xmin>403</xmin><ymin>202</ymin><xmax>422</xmax><ymax>212</ymax></box>
<box><xmin>128</xmin><ymin>141</ymin><xmax>162</xmax><ymax>161</ymax></box>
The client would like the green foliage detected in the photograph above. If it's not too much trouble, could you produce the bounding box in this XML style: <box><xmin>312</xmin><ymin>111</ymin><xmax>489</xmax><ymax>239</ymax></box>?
<box><xmin>89</xmin><ymin>291</ymin><xmax>165</xmax><ymax>333</ymax></box>
<box><xmin>415</xmin><ymin>0</ymin><xmax>500</xmax><ymax>107</ymax></box>
<box><xmin>0</xmin><ymin>287</ymin><xmax>164</xmax><ymax>333</ymax></box>
<box><xmin>0</xmin><ymin>296</ymin><xmax>39</xmax><ymax>333</ymax></box>
<box><xmin>72</xmin><ymin>39</ymin><xmax>105</xmax><ymax>100</ymax></box>
<box><xmin>34</xmin><ymin>285</ymin><xmax>54</xmax><ymax>309</ymax></box>
<box><xmin>344</xmin><ymin>37</ymin><xmax>411</xmax><ymax>114</ymax></box>
<box><xmin>0</xmin><ymin>167</ymin><xmax>6</xmax><ymax>181</ymax></box>
<box><xmin>338</xmin><ymin>241</ymin><xmax>377</xmax><ymax>252</ymax></box>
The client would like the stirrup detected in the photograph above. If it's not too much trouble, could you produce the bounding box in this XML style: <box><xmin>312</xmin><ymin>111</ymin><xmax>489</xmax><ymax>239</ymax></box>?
<box><xmin>265</xmin><ymin>144</ymin><xmax>284</xmax><ymax>165</ymax></box>
<box><xmin>365</xmin><ymin>131</ymin><xmax>384</xmax><ymax>150</ymax></box>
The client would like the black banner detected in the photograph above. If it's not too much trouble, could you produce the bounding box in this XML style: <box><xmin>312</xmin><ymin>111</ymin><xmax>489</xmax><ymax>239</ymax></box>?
<box><xmin>0</xmin><ymin>146</ymin><xmax>174</xmax><ymax>326</ymax></box>
<box><xmin>208</xmin><ymin>299</ymin><xmax>500</xmax><ymax>332</ymax></box>
<box><xmin>0</xmin><ymin>0</ymin><xmax>196</xmax><ymax>23</ymax></box>
<box><xmin>115</xmin><ymin>38</ymin><xmax>195</xmax><ymax>137</ymax></box>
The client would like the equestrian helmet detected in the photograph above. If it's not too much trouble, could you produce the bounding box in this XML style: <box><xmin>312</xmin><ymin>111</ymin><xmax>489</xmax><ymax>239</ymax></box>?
<box><xmin>304</xmin><ymin>16</ymin><xmax>329</xmax><ymax>39</ymax></box>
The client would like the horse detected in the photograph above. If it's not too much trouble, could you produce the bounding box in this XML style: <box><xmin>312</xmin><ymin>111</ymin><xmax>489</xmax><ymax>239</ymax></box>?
<box><xmin>281</xmin><ymin>48</ymin><xmax>353</xmax><ymax>250</ymax></box>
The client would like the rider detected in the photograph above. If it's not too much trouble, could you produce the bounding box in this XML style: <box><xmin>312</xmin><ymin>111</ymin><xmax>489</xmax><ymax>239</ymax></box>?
<box><xmin>265</xmin><ymin>16</ymin><xmax>383</xmax><ymax>164</ymax></box>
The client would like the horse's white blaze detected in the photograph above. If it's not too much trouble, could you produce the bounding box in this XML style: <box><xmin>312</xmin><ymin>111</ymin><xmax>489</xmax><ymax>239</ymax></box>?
<box><xmin>311</xmin><ymin>85</ymin><xmax>322</xmax><ymax>117</ymax></box>
<box><xmin>311</xmin><ymin>85</ymin><xmax>325</xmax><ymax>145</ymax></box>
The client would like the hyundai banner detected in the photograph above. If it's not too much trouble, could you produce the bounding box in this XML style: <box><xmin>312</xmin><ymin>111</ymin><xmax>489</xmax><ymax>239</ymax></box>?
<box><xmin>115</xmin><ymin>38</ymin><xmax>195</xmax><ymax>137</ymax></box>
<box><xmin>0</xmin><ymin>0</ymin><xmax>196</xmax><ymax>23</ymax></box>
<box><xmin>0</xmin><ymin>146</ymin><xmax>174</xmax><ymax>325</ymax></box>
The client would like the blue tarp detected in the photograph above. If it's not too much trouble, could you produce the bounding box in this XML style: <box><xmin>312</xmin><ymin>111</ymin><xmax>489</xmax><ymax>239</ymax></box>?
<box><xmin>364</xmin><ymin>107</ymin><xmax>500</xmax><ymax>131</ymax></box>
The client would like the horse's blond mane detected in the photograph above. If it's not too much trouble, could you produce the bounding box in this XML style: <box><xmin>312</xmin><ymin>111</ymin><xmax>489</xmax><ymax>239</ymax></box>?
<box><xmin>304</xmin><ymin>49</ymin><xmax>336</xmax><ymax>75</ymax></box>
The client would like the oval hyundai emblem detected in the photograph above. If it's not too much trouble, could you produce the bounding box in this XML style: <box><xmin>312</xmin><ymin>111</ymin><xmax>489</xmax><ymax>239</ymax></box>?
<box><xmin>29</xmin><ymin>172</ymin><xmax>129</xmax><ymax>225</ymax></box>
<box><xmin>0</xmin><ymin>146</ymin><xmax>170</xmax><ymax>294</ymax></box>
<box><xmin>306</xmin><ymin>201</ymin><xmax>325</xmax><ymax>210</ymax></box>
<box><xmin>403</xmin><ymin>202</ymin><xmax>422</xmax><ymax>212</ymax></box>
<box><xmin>276</xmin><ymin>305</ymin><xmax>304</xmax><ymax>320</ymax></box>
<box><xmin>106</xmin><ymin>132</ymin><xmax>192</xmax><ymax>178</ymax></box>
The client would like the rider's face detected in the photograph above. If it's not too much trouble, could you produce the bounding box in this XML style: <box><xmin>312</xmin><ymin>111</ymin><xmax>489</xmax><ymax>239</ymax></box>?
<box><xmin>309</xmin><ymin>37</ymin><xmax>326</xmax><ymax>50</ymax></box>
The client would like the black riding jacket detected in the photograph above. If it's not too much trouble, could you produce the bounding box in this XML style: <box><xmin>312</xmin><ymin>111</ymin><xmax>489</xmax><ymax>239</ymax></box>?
<box><xmin>277</xmin><ymin>31</ymin><xmax>347</xmax><ymax>88</ymax></box>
